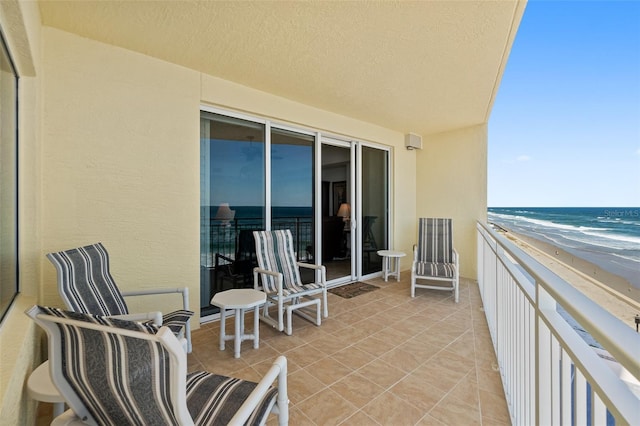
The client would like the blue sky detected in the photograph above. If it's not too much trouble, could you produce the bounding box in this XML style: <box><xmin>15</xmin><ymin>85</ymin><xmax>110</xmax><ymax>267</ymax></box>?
<box><xmin>488</xmin><ymin>0</ymin><xmax>640</xmax><ymax>207</ymax></box>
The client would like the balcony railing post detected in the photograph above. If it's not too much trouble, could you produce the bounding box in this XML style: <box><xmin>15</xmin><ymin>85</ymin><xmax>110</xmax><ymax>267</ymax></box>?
<box><xmin>536</xmin><ymin>284</ymin><xmax>555</xmax><ymax>425</ymax></box>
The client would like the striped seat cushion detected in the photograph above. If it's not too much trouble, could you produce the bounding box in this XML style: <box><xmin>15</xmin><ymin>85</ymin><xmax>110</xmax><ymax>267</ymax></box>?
<box><xmin>38</xmin><ymin>305</ymin><xmax>159</xmax><ymax>333</ymax></box>
<box><xmin>416</xmin><ymin>218</ymin><xmax>453</xmax><ymax>264</ymax></box>
<box><xmin>47</xmin><ymin>242</ymin><xmax>193</xmax><ymax>337</ymax></box>
<box><xmin>187</xmin><ymin>371</ymin><xmax>277</xmax><ymax>425</ymax></box>
<box><xmin>162</xmin><ymin>309</ymin><xmax>194</xmax><ymax>334</ymax></box>
<box><xmin>415</xmin><ymin>261</ymin><xmax>457</xmax><ymax>278</ymax></box>
<box><xmin>46</xmin><ymin>242</ymin><xmax>129</xmax><ymax>316</ymax></box>
<box><xmin>36</xmin><ymin>306</ymin><xmax>181</xmax><ymax>425</ymax></box>
<box><xmin>253</xmin><ymin>230</ymin><xmax>303</xmax><ymax>294</ymax></box>
<box><xmin>269</xmin><ymin>282</ymin><xmax>323</xmax><ymax>299</ymax></box>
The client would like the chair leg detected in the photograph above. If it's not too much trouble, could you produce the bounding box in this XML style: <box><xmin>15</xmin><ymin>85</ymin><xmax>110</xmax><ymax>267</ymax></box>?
<box><xmin>316</xmin><ymin>300</ymin><xmax>321</xmax><ymax>325</ymax></box>
<box><xmin>278</xmin><ymin>299</ymin><xmax>285</xmax><ymax>332</ymax></box>
<box><xmin>410</xmin><ymin>275</ymin><xmax>415</xmax><ymax>298</ymax></box>
<box><xmin>285</xmin><ymin>306</ymin><xmax>293</xmax><ymax>336</ymax></box>
<box><xmin>322</xmin><ymin>289</ymin><xmax>328</xmax><ymax>318</ymax></box>
<box><xmin>454</xmin><ymin>275</ymin><xmax>460</xmax><ymax>303</ymax></box>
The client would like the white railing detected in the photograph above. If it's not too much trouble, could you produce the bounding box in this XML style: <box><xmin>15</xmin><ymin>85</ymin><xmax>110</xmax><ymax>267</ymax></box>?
<box><xmin>477</xmin><ymin>222</ymin><xmax>639</xmax><ymax>425</ymax></box>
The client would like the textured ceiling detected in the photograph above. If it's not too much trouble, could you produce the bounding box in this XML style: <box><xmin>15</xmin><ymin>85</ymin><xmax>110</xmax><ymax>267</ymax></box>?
<box><xmin>38</xmin><ymin>0</ymin><xmax>526</xmax><ymax>137</ymax></box>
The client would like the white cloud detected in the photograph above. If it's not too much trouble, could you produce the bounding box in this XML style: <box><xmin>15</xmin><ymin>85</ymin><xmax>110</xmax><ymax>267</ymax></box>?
<box><xmin>635</xmin><ymin>148</ymin><xmax>640</xmax><ymax>156</ymax></box>
<box><xmin>516</xmin><ymin>155</ymin><xmax>532</xmax><ymax>162</ymax></box>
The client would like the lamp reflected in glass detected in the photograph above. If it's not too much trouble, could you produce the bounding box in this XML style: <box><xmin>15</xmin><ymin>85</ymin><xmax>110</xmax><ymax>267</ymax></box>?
<box><xmin>214</xmin><ymin>203</ymin><xmax>235</xmax><ymax>226</ymax></box>
<box><xmin>337</xmin><ymin>203</ymin><xmax>351</xmax><ymax>224</ymax></box>
<box><xmin>337</xmin><ymin>202</ymin><xmax>350</xmax><ymax>219</ymax></box>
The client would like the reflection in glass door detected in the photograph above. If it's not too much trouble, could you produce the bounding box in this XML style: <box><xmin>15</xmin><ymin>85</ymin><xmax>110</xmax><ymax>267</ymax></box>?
<box><xmin>200</xmin><ymin>112</ymin><xmax>265</xmax><ymax>317</ymax></box>
<box><xmin>200</xmin><ymin>113</ymin><xmax>317</xmax><ymax>318</ymax></box>
<box><xmin>270</xmin><ymin>127</ymin><xmax>315</xmax><ymax>269</ymax></box>
<box><xmin>360</xmin><ymin>145</ymin><xmax>389</xmax><ymax>276</ymax></box>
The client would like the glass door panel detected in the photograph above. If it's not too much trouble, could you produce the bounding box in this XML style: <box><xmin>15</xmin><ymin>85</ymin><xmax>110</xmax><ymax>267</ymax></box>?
<box><xmin>360</xmin><ymin>146</ymin><xmax>389</xmax><ymax>276</ymax></box>
<box><xmin>200</xmin><ymin>112</ymin><xmax>265</xmax><ymax>317</ymax></box>
<box><xmin>271</xmin><ymin>128</ymin><xmax>315</xmax><ymax>272</ymax></box>
<box><xmin>321</xmin><ymin>143</ymin><xmax>353</xmax><ymax>283</ymax></box>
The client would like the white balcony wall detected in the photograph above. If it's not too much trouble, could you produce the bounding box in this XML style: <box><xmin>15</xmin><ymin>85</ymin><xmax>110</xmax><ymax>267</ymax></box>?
<box><xmin>477</xmin><ymin>222</ymin><xmax>640</xmax><ymax>425</ymax></box>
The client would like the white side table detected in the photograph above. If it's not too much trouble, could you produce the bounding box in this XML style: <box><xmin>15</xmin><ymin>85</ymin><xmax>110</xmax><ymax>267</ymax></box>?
<box><xmin>377</xmin><ymin>250</ymin><xmax>406</xmax><ymax>282</ymax></box>
<box><xmin>211</xmin><ymin>289</ymin><xmax>266</xmax><ymax>358</ymax></box>
<box><xmin>27</xmin><ymin>361</ymin><xmax>66</xmax><ymax>417</ymax></box>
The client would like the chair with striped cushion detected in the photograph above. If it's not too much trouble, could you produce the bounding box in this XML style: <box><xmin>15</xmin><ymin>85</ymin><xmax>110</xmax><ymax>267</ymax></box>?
<box><xmin>26</xmin><ymin>305</ymin><xmax>289</xmax><ymax>426</ymax></box>
<box><xmin>253</xmin><ymin>230</ymin><xmax>328</xmax><ymax>336</ymax></box>
<box><xmin>411</xmin><ymin>218</ymin><xmax>459</xmax><ymax>302</ymax></box>
<box><xmin>47</xmin><ymin>242</ymin><xmax>194</xmax><ymax>352</ymax></box>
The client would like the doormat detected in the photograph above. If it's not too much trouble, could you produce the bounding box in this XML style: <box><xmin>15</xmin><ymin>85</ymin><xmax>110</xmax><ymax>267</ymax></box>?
<box><xmin>329</xmin><ymin>282</ymin><xmax>380</xmax><ymax>299</ymax></box>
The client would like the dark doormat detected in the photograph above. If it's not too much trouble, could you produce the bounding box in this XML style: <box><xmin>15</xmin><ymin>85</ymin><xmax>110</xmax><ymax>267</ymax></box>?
<box><xmin>329</xmin><ymin>282</ymin><xmax>380</xmax><ymax>299</ymax></box>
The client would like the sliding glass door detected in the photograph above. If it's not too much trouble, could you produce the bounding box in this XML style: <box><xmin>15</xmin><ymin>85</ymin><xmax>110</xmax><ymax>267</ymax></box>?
<box><xmin>359</xmin><ymin>145</ymin><xmax>389</xmax><ymax>277</ymax></box>
<box><xmin>200</xmin><ymin>111</ymin><xmax>316</xmax><ymax>318</ymax></box>
<box><xmin>321</xmin><ymin>141</ymin><xmax>353</xmax><ymax>283</ymax></box>
<box><xmin>200</xmin><ymin>108</ymin><xmax>390</xmax><ymax>318</ymax></box>
<box><xmin>200</xmin><ymin>112</ymin><xmax>265</xmax><ymax>317</ymax></box>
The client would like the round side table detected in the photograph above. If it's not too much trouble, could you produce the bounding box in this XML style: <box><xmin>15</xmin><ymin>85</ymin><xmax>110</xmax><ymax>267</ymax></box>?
<box><xmin>211</xmin><ymin>289</ymin><xmax>266</xmax><ymax>358</ymax></box>
<box><xmin>27</xmin><ymin>361</ymin><xmax>66</xmax><ymax>418</ymax></box>
<box><xmin>377</xmin><ymin>250</ymin><xmax>406</xmax><ymax>282</ymax></box>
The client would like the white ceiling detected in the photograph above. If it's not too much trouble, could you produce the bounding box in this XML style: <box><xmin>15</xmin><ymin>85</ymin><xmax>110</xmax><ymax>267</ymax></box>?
<box><xmin>38</xmin><ymin>0</ymin><xmax>526</xmax><ymax>137</ymax></box>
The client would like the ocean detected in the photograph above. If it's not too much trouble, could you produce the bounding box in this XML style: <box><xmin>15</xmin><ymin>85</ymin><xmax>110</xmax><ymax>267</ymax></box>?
<box><xmin>488</xmin><ymin>207</ymin><xmax>640</xmax><ymax>289</ymax></box>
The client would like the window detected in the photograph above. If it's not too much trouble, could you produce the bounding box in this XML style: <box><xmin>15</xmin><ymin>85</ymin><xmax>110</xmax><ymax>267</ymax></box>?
<box><xmin>0</xmin><ymin>29</ymin><xmax>19</xmax><ymax>323</ymax></box>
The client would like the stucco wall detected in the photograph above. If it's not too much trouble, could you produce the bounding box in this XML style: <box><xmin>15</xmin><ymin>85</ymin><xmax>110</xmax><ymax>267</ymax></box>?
<box><xmin>416</xmin><ymin>124</ymin><xmax>488</xmax><ymax>279</ymax></box>
<box><xmin>41</xmin><ymin>28</ymin><xmax>202</xmax><ymax>317</ymax></box>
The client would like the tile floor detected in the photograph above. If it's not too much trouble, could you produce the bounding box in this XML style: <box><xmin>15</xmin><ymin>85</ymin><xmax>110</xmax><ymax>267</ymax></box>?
<box><xmin>35</xmin><ymin>275</ymin><xmax>510</xmax><ymax>425</ymax></box>
<box><xmin>189</xmin><ymin>276</ymin><xmax>510</xmax><ymax>425</ymax></box>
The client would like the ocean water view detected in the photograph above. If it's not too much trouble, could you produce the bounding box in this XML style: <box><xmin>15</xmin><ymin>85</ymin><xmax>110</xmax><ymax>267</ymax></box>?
<box><xmin>488</xmin><ymin>207</ymin><xmax>640</xmax><ymax>290</ymax></box>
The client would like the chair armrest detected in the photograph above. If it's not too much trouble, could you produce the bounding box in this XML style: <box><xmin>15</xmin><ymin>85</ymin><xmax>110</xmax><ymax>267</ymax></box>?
<box><xmin>215</xmin><ymin>253</ymin><xmax>234</xmax><ymax>266</ymax></box>
<box><xmin>453</xmin><ymin>249</ymin><xmax>459</xmax><ymax>267</ymax></box>
<box><xmin>297</xmin><ymin>262</ymin><xmax>327</xmax><ymax>285</ymax></box>
<box><xmin>121</xmin><ymin>287</ymin><xmax>190</xmax><ymax>311</ymax></box>
<box><xmin>109</xmin><ymin>312</ymin><xmax>163</xmax><ymax>326</ymax></box>
<box><xmin>228</xmin><ymin>356</ymin><xmax>288</xmax><ymax>426</ymax></box>
<box><xmin>253</xmin><ymin>267</ymin><xmax>284</xmax><ymax>295</ymax></box>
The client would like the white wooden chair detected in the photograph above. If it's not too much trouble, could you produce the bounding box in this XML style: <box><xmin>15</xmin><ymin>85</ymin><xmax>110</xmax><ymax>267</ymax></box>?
<box><xmin>411</xmin><ymin>218</ymin><xmax>459</xmax><ymax>302</ymax></box>
<box><xmin>253</xmin><ymin>230</ymin><xmax>328</xmax><ymax>335</ymax></box>
<box><xmin>26</xmin><ymin>305</ymin><xmax>289</xmax><ymax>426</ymax></box>
<box><xmin>47</xmin><ymin>242</ymin><xmax>193</xmax><ymax>352</ymax></box>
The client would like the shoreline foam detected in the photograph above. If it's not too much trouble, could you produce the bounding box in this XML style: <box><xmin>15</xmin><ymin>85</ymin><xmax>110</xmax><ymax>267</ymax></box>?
<box><xmin>495</xmin><ymin>225</ymin><xmax>640</xmax><ymax>330</ymax></box>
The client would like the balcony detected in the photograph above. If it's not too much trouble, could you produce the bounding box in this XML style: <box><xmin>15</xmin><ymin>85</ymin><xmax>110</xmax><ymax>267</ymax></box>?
<box><xmin>33</xmin><ymin>221</ymin><xmax>639</xmax><ymax>425</ymax></box>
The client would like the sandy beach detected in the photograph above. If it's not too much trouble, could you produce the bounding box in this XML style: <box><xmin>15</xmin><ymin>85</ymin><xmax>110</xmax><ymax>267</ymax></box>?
<box><xmin>497</xmin><ymin>227</ymin><xmax>640</xmax><ymax>333</ymax></box>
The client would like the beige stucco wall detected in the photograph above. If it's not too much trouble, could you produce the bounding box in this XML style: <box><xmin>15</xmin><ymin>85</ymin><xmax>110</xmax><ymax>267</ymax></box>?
<box><xmin>40</xmin><ymin>27</ymin><xmax>202</xmax><ymax>318</ymax></box>
<box><xmin>416</xmin><ymin>124</ymin><xmax>488</xmax><ymax>278</ymax></box>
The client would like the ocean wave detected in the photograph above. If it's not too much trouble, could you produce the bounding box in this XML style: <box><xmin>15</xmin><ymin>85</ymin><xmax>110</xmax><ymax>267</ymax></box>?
<box><xmin>598</xmin><ymin>218</ymin><xmax>640</xmax><ymax>226</ymax></box>
<box><xmin>559</xmin><ymin>233</ymin><xmax>640</xmax><ymax>255</ymax></box>
<box><xmin>581</xmin><ymin>231</ymin><xmax>640</xmax><ymax>246</ymax></box>
<box><xmin>490</xmin><ymin>210</ymin><xmax>640</xmax><ymax>254</ymax></box>
<box><xmin>608</xmin><ymin>251</ymin><xmax>640</xmax><ymax>264</ymax></box>
<box><xmin>504</xmin><ymin>215</ymin><xmax>603</xmax><ymax>233</ymax></box>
